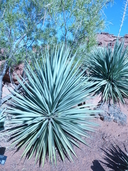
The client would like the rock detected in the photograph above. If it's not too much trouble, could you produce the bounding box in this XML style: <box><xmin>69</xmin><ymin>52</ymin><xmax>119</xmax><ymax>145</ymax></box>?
<box><xmin>124</xmin><ymin>34</ymin><xmax>128</xmax><ymax>38</ymax></box>
<box><xmin>0</xmin><ymin>60</ymin><xmax>24</xmax><ymax>84</ymax></box>
<box><xmin>96</xmin><ymin>32</ymin><xmax>128</xmax><ymax>48</ymax></box>
<box><xmin>98</xmin><ymin>103</ymin><xmax>127</xmax><ymax>125</ymax></box>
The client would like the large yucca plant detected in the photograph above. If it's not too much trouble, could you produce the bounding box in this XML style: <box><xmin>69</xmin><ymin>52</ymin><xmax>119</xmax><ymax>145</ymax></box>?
<box><xmin>101</xmin><ymin>144</ymin><xmax>128</xmax><ymax>171</ymax></box>
<box><xmin>85</xmin><ymin>41</ymin><xmax>128</xmax><ymax>104</ymax></box>
<box><xmin>5</xmin><ymin>45</ymin><xmax>97</xmax><ymax>166</ymax></box>
<box><xmin>0</xmin><ymin>108</ymin><xmax>5</xmax><ymax>131</ymax></box>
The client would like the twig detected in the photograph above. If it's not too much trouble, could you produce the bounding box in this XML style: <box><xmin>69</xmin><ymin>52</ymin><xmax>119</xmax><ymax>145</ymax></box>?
<box><xmin>118</xmin><ymin>0</ymin><xmax>128</xmax><ymax>37</ymax></box>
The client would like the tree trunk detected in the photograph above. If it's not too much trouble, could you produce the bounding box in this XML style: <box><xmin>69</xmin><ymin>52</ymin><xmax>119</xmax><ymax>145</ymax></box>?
<box><xmin>0</xmin><ymin>61</ymin><xmax>8</xmax><ymax>107</ymax></box>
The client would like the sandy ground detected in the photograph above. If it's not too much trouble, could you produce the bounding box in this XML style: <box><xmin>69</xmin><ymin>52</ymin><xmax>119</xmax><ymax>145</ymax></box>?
<box><xmin>1</xmin><ymin>85</ymin><xmax>128</xmax><ymax>171</ymax></box>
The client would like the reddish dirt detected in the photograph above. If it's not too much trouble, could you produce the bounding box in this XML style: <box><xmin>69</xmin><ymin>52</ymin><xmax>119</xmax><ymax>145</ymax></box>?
<box><xmin>1</xmin><ymin>86</ymin><xmax>128</xmax><ymax>171</ymax></box>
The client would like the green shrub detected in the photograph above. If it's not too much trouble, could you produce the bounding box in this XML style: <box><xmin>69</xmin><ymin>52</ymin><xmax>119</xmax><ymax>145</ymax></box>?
<box><xmin>6</xmin><ymin>45</ymin><xmax>97</xmax><ymax>166</ymax></box>
<box><xmin>85</xmin><ymin>41</ymin><xmax>128</xmax><ymax>104</ymax></box>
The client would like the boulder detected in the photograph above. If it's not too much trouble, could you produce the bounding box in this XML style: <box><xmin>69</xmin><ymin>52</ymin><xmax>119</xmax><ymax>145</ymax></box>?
<box><xmin>98</xmin><ymin>103</ymin><xmax>127</xmax><ymax>126</ymax></box>
<box><xmin>0</xmin><ymin>61</ymin><xmax>24</xmax><ymax>84</ymax></box>
<box><xmin>96</xmin><ymin>32</ymin><xmax>128</xmax><ymax>48</ymax></box>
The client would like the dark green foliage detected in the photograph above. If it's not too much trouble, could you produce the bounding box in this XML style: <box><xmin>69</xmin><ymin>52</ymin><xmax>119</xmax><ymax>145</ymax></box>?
<box><xmin>85</xmin><ymin>41</ymin><xmax>128</xmax><ymax>104</ymax></box>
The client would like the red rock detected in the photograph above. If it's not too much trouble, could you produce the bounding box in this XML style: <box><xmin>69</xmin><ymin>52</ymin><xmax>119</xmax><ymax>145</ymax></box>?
<box><xmin>124</xmin><ymin>34</ymin><xmax>128</xmax><ymax>38</ymax></box>
<box><xmin>96</xmin><ymin>32</ymin><xmax>128</xmax><ymax>48</ymax></box>
<box><xmin>0</xmin><ymin>60</ymin><xmax>24</xmax><ymax>84</ymax></box>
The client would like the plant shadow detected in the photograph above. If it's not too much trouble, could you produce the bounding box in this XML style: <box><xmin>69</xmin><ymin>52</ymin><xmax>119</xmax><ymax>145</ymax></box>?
<box><xmin>100</xmin><ymin>144</ymin><xmax>128</xmax><ymax>171</ymax></box>
<box><xmin>0</xmin><ymin>147</ymin><xmax>6</xmax><ymax>155</ymax></box>
<box><xmin>91</xmin><ymin>160</ymin><xmax>105</xmax><ymax>171</ymax></box>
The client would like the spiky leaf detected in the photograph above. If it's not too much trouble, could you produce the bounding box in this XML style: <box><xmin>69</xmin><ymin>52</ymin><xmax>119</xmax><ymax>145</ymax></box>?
<box><xmin>6</xmin><ymin>45</ymin><xmax>97</xmax><ymax>166</ymax></box>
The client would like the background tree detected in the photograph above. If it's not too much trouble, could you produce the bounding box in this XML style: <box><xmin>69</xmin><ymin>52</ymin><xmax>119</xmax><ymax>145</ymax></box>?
<box><xmin>0</xmin><ymin>0</ymin><xmax>112</xmax><ymax>108</ymax></box>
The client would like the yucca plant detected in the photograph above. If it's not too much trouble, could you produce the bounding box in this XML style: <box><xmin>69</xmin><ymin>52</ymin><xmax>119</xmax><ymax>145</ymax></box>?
<box><xmin>85</xmin><ymin>41</ymin><xmax>128</xmax><ymax>104</ymax></box>
<box><xmin>101</xmin><ymin>144</ymin><xmax>128</xmax><ymax>171</ymax></box>
<box><xmin>0</xmin><ymin>109</ymin><xmax>5</xmax><ymax>131</ymax></box>
<box><xmin>5</xmin><ymin>45</ymin><xmax>97</xmax><ymax>166</ymax></box>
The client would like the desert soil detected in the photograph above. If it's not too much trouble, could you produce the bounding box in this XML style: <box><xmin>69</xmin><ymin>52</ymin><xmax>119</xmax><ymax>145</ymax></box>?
<box><xmin>1</xmin><ymin>85</ymin><xmax>128</xmax><ymax>171</ymax></box>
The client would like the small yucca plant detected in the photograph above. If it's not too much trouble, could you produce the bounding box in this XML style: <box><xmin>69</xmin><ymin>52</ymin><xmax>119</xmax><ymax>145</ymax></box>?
<box><xmin>5</xmin><ymin>45</ymin><xmax>97</xmax><ymax>166</ymax></box>
<box><xmin>101</xmin><ymin>144</ymin><xmax>128</xmax><ymax>171</ymax></box>
<box><xmin>85</xmin><ymin>41</ymin><xmax>128</xmax><ymax>104</ymax></box>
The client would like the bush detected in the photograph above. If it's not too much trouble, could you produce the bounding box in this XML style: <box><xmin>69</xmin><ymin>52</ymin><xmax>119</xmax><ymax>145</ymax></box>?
<box><xmin>85</xmin><ymin>41</ymin><xmax>128</xmax><ymax>104</ymax></box>
<box><xmin>6</xmin><ymin>45</ymin><xmax>97</xmax><ymax>166</ymax></box>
